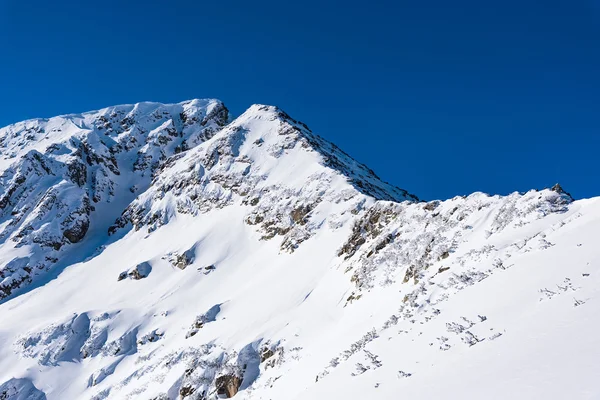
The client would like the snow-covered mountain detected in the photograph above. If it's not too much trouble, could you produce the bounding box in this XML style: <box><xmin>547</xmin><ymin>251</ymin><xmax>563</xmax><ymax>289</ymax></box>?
<box><xmin>0</xmin><ymin>100</ymin><xmax>598</xmax><ymax>400</ymax></box>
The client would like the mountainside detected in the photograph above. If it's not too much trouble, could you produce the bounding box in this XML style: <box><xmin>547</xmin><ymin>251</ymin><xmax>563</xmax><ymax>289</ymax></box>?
<box><xmin>0</xmin><ymin>99</ymin><xmax>229</xmax><ymax>299</ymax></box>
<box><xmin>0</xmin><ymin>100</ymin><xmax>598</xmax><ymax>400</ymax></box>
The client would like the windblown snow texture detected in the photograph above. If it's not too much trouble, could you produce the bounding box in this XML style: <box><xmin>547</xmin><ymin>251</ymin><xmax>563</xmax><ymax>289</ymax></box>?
<box><xmin>0</xmin><ymin>100</ymin><xmax>598</xmax><ymax>400</ymax></box>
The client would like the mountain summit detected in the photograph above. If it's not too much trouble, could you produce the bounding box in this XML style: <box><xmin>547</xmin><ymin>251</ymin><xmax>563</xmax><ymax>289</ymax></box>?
<box><xmin>0</xmin><ymin>100</ymin><xmax>416</xmax><ymax>301</ymax></box>
<box><xmin>0</xmin><ymin>100</ymin><xmax>598</xmax><ymax>400</ymax></box>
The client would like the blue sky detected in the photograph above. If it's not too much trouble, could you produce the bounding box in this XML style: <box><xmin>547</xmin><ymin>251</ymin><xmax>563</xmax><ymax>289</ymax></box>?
<box><xmin>0</xmin><ymin>0</ymin><xmax>598</xmax><ymax>200</ymax></box>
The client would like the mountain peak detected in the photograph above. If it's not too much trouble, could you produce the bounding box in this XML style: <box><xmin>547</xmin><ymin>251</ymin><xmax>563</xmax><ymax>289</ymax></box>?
<box><xmin>0</xmin><ymin>99</ymin><xmax>415</xmax><ymax>301</ymax></box>
<box><xmin>236</xmin><ymin>103</ymin><xmax>419</xmax><ymax>202</ymax></box>
<box><xmin>111</xmin><ymin>101</ymin><xmax>417</xmax><ymax>247</ymax></box>
<box><xmin>550</xmin><ymin>182</ymin><xmax>573</xmax><ymax>199</ymax></box>
<box><xmin>0</xmin><ymin>99</ymin><xmax>597</xmax><ymax>400</ymax></box>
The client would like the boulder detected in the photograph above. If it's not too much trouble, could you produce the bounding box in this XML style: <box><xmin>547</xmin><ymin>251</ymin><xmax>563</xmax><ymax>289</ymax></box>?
<box><xmin>118</xmin><ymin>262</ymin><xmax>152</xmax><ymax>281</ymax></box>
<box><xmin>128</xmin><ymin>262</ymin><xmax>152</xmax><ymax>280</ymax></box>
<box><xmin>215</xmin><ymin>374</ymin><xmax>241</xmax><ymax>398</ymax></box>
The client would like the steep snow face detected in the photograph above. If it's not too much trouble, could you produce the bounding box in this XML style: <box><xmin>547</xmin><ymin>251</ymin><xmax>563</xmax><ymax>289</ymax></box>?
<box><xmin>112</xmin><ymin>104</ymin><xmax>417</xmax><ymax>250</ymax></box>
<box><xmin>0</xmin><ymin>378</ymin><xmax>46</xmax><ymax>400</ymax></box>
<box><xmin>0</xmin><ymin>101</ymin><xmax>599</xmax><ymax>400</ymax></box>
<box><xmin>0</xmin><ymin>101</ymin><xmax>416</xmax><ymax>300</ymax></box>
<box><xmin>0</xmin><ymin>99</ymin><xmax>228</xmax><ymax>299</ymax></box>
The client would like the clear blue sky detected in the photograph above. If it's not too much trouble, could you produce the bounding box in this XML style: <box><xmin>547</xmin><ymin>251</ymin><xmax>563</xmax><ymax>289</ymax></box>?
<box><xmin>1</xmin><ymin>0</ymin><xmax>598</xmax><ymax>200</ymax></box>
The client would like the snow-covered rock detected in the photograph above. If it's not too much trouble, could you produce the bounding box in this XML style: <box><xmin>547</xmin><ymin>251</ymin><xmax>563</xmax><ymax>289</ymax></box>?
<box><xmin>0</xmin><ymin>378</ymin><xmax>46</xmax><ymax>400</ymax></box>
<box><xmin>0</xmin><ymin>100</ymin><xmax>598</xmax><ymax>400</ymax></box>
<box><xmin>0</xmin><ymin>99</ymin><xmax>228</xmax><ymax>299</ymax></box>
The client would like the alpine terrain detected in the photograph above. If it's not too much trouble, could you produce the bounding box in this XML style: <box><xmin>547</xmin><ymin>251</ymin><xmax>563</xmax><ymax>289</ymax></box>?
<box><xmin>0</xmin><ymin>99</ymin><xmax>598</xmax><ymax>400</ymax></box>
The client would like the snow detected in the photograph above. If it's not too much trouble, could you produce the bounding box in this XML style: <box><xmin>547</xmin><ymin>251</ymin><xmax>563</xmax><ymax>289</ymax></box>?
<box><xmin>0</xmin><ymin>100</ymin><xmax>598</xmax><ymax>399</ymax></box>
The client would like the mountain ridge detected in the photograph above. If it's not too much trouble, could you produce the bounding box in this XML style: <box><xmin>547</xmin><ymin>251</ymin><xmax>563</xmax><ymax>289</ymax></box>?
<box><xmin>0</xmin><ymin>99</ymin><xmax>598</xmax><ymax>400</ymax></box>
<box><xmin>0</xmin><ymin>99</ymin><xmax>420</xmax><ymax>302</ymax></box>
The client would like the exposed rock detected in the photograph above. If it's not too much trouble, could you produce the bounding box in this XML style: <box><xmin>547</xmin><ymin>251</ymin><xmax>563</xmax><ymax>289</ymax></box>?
<box><xmin>290</xmin><ymin>204</ymin><xmax>313</xmax><ymax>225</ymax></box>
<box><xmin>118</xmin><ymin>262</ymin><xmax>152</xmax><ymax>281</ymax></box>
<box><xmin>66</xmin><ymin>160</ymin><xmax>87</xmax><ymax>187</ymax></box>
<box><xmin>550</xmin><ymin>183</ymin><xmax>573</xmax><ymax>200</ymax></box>
<box><xmin>137</xmin><ymin>330</ymin><xmax>163</xmax><ymax>345</ymax></box>
<box><xmin>423</xmin><ymin>201</ymin><xmax>440</xmax><ymax>211</ymax></box>
<box><xmin>260</xmin><ymin>347</ymin><xmax>275</xmax><ymax>363</ymax></box>
<box><xmin>202</xmin><ymin>264</ymin><xmax>216</xmax><ymax>275</ymax></box>
<box><xmin>172</xmin><ymin>248</ymin><xmax>195</xmax><ymax>270</ymax></box>
<box><xmin>0</xmin><ymin>271</ymin><xmax>32</xmax><ymax>298</ymax></box>
<box><xmin>149</xmin><ymin>394</ymin><xmax>169</xmax><ymax>400</ymax></box>
<box><xmin>338</xmin><ymin>204</ymin><xmax>399</xmax><ymax>260</ymax></box>
<box><xmin>63</xmin><ymin>217</ymin><xmax>90</xmax><ymax>244</ymax></box>
<box><xmin>128</xmin><ymin>262</ymin><xmax>152</xmax><ymax>280</ymax></box>
<box><xmin>215</xmin><ymin>374</ymin><xmax>242</xmax><ymax>398</ymax></box>
<box><xmin>366</xmin><ymin>233</ymin><xmax>396</xmax><ymax>258</ymax></box>
<box><xmin>179</xmin><ymin>385</ymin><xmax>195</xmax><ymax>398</ymax></box>
<box><xmin>186</xmin><ymin>304</ymin><xmax>221</xmax><ymax>338</ymax></box>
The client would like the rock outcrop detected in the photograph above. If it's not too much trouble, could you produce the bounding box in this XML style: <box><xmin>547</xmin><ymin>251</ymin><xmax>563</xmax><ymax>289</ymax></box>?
<box><xmin>215</xmin><ymin>374</ymin><xmax>242</xmax><ymax>398</ymax></box>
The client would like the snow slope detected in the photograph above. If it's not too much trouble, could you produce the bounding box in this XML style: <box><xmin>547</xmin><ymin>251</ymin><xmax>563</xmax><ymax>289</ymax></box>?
<box><xmin>0</xmin><ymin>99</ymin><xmax>229</xmax><ymax>300</ymax></box>
<box><xmin>0</xmin><ymin>100</ymin><xmax>598</xmax><ymax>400</ymax></box>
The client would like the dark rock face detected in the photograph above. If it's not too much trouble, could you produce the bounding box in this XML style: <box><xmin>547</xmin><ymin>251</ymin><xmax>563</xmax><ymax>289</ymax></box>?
<box><xmin>63</xmin><ymin>217</ymin><xmax>90</xmax><ymax>244</ymax></box>
<box><xmin>179</xmin><ymin>385</ymin><xmax>195</xmax><ymax>397</ymax></box>
<box><xmin>203</xmin><ymin>264</ymin><xmax>216</xmax><ymax>275</ymax></box>
<box><xmin>338</xmin><ymin>204</ymin><xmax>399</xmax><ymax>260</ymax></box>
<box><xmin>66</xmin><ymin>160</ymin><xmax>87</xmax><ymax>187</ymax></box>
<box><xmin>551</xmin><ymin>183</ymin><xmax>566</xmax><ymax>194</ymax></box>
<box><xmin>215</xmin><ymin>374</ymin><xmax>242</xmax><ymax>398</ymax></box>
<box><xmin>290</xmin><ymin>204</ymin><xmax>313</xmax><ymax>225</ymax></box>
<box><xmin>260</xmin><ymin>347</ymin><xmax>275</xmax><ymax>363</ymax></box>
<box><xmin>0</xmin><ymin>272</ymin><xmax>32</xmax><ymax>298</ymax></box>
<box><xmin>550</xmin><ymin>183</ymin><xmax>574</xmax><ymax>201</ymax></box>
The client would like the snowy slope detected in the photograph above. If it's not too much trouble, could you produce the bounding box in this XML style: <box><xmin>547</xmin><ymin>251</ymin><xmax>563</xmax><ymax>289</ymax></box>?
<box><xmin>0</xmin><ymin>100</ymin><xmax>598</xmax><ymax>400</ymax></box>
<box><xmin>0</xmin><ymin>99</ymin><xmax>229</xmax><ymax>300</ymax></box>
